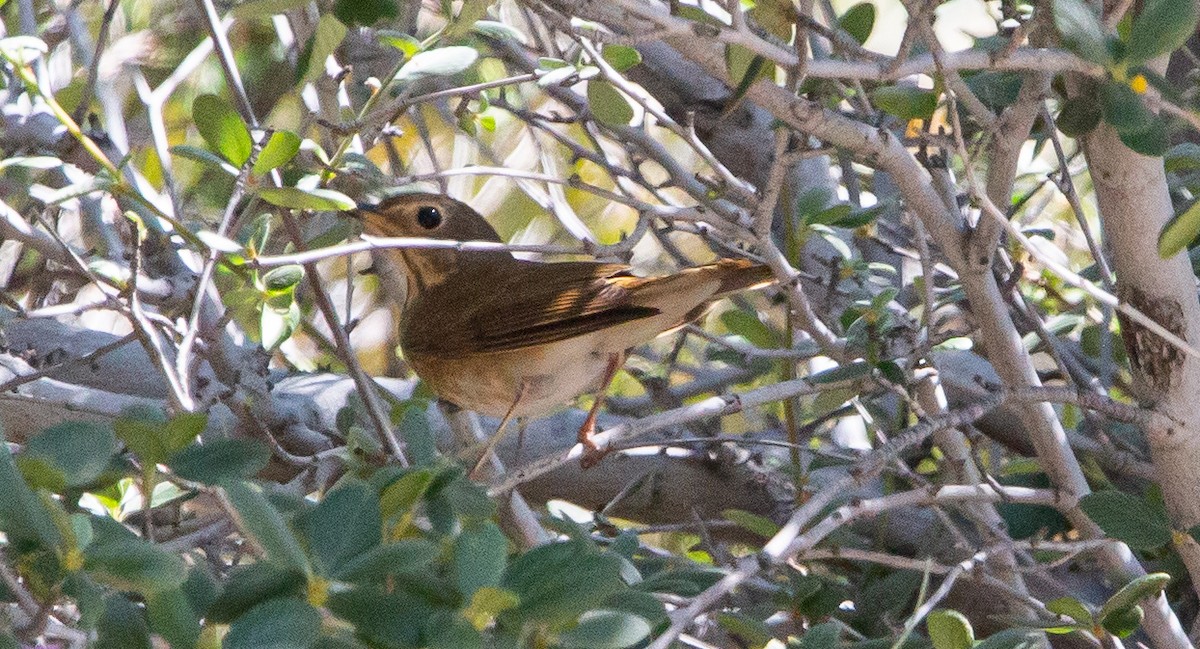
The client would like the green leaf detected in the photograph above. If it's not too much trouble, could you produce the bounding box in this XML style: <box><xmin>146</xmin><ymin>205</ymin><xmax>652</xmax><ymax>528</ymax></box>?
<box><xmin>796</xmin><ymin>622</ymin><xmax>840</xmax><ymax>649</ymax></box>
<box><xmin>1158</xmin><ymin>199</ymin><xmax>1200</xmax><ymax>258</ymax></box>
<box><xmin>1097</xmin><ymin>573</ymin><xmax>1170</xmax><ymax>624</ymax></box>
<box><xmin>262</xmin><ymin>264</ymin><xmax>306</xmax><ymax>293</ymax></box>
<box><xmin>230</xmin><ymin>0</ymin><xmax>310</xmax><ymax>18</ymax></box>
<box><xmin>1101</xmin><ymin>604</ymin><xmax>1144</xmax><ymax>638</ymax></box>
<box><xmin>168</xmin><ymin>438</ymin><xmax>270</xmax><ymax>485</ymax></box>
<box><xmin>193</xmin><ymin>94</ymin><xmax>252</xmax><ymax>167</ymax></box>
<box><xmin>1118</xmin><ymin>115</ymin><xmax>1169</xmax><ymax>157</ymax></box>
<box><xmin>261</xmin><ymin>297</ymin><xmax>300</xmax><ymax>350</ymax></box>
<box><xmin>838</xmin><ymin>3</ymin><xmax>876</xmax><ymax>45</ymax></box>
<box><xmin>299</xmin><ymin>479</ymin><xmax>381</xmax><ymax>578</ymax></box>
<box><xmin>253</xmin><ymin>131</ymin><xmax>302</xmax><ymax>175</ymax></box>
<box><xmin>1079</xmin><ymin>491</ymin><xmax>1172</xmax><ymax>549</ymax></box>
<box><xmin>462</xmin><ymin>586</ymin><xmax>520</xmax><ymax>631</ymax></box>
<box><xmin>1166</xmin><ymin>141</ymin><xmax>1200</xmax><ymax>171</ymax></box>
<box><xmin>225</xmin><ymin>598</ymin><xmax>321</xmax><ymax>649</ymax></box>
<box><xmin>394</xmin><ymin>46</ymin><xmax>480</xmax><ymax>84</ymax></box>
<box><xmin>65</xmin><ymin>571</ymin><xmax>106</xmax><ymax>628</ymax></box>
<box><xmin>21</xmin><ymin>421</ymin><xmax>116</xmax><ymax>488</ymax></box>
<box><xmin>85</xmin><ymin>539</ymin><xmax>187</xmax><ymax>595</ymax></box>
<box><xmin>809</xmin><ymin>361</ymin><xmax>871</xmax><ymax>383</ymax></box>
<box><xmin>806</xmin><ymin>205</ymin><xmax>852</xmax><ymax>230</ymax></box>
<box><xmin>1099</xmin><ymin>80</ymin><xmax>1153</xmax><ymax>133</ymax></box>
<box><xmin>601</xmin><ymin>44</ymin><xmax>642</xmax><ymax>72</ymax></box>
<box><xmin>555</xmin><ymin>610</ymin><xmax>652</xmax><ymax>649</ymax></box>
<box><xmin>258</xmin><ymin>187</ymin><xmax>357</xmax><ymax>211</ymax></box>
<box><xmin>333</xmin><ymin>0</ymin><xmax>398</xmax><ymax>27</ymax></box>
<box><xmin>377</xmin><ymin>30</ymin><xmax>421</xmax><ymax>58</ymax></box>
<box><xmin>335</xmin><ymin>539</ymin><xmax>439</xmax><ymax>583</ymax></box>
<box><xmin>1047</xmin><ymin>596</ymin><xmax>1094</xmax><ymax>625</ymax></box>
<box><xmin>145</xmin><ymin>587</ymin><xmax>200</xmax><ymax>649</ymax></box>
<box><xmin>538</xmin><ymin>65</ymin><xmax>579</xmax><ymax>87</ymax></box>
<box><xmin>197</xmin><ymin>230</ymin><xmax>244</xmax><ymax>253</ymax></box>
<box><xmin>503</xmin><ymin>540</ymin><xmax>627</xmax><ymax>627</ymax></box>
<box><xmin>115</xmin><ymin>409</ymin><xmax>172</xmax><ymax>466</ymax></box>
<box><xmin>163</xmin><ymin>412</ymin><xmax>207</xmax><ymax>454</ymax></box>
<box><xmin>538</xmin><ymin>56</ymin><xmax>571</xmax><ymax>70</ymax></box>
<box><xmin>720</xmin><ymin>309</ymin><xmax>779</xmax><ymax>350</ymax></box>
<box><xmin>326</xmin><ymin>586</ymin><xmax>432</xmax><ymax>648</ymax></box>
<box><xmin>205</xmin><ymin>562</ymin><xmax>305</xmax><ymax>623</ymax></box>
<box><xmin>427</xmin><ymin>609</ymin><xmax>484</xmax><ymax>649</ymax></box>
<box><xmin>973</xmin><ymin>629</ymin><xmax>1045</xmax><ymax>649</ymax></box>
<box><xmin>454</xmin><ymin>521</ymin><xmax>508</xmax><ymax>598</ymax></box>
<box><xmin>0</xmin><ymin>429</ymin><xmax>63</xmax><ymax>548</ymax></box>
<box><xmin>170</xmin><ymin>144</ymin><xmax>239</xmax><ymax>175</ymax></box>
<box><xmin>181</xmin><ymin>564</ymin><xmax>220</xmax><ymax>618</ymax></box>
<box><xmin>870</xmin><ymin>85</ymin><xmax>938</xmax><ymax>120</ymax></box>
<box><xmin>927</xmin><ymin>609</ymin><xmax>974</xmax><ymax>649</ymax></box>
<box><xmin>223</xmin><ymin>480</ymin><xmax>311</xmax><ymax>574</ymax></box>
<box><xmin>587</xmin><ymin>80</ymin><xmax>635</xmax><ymax>127</ymax></box>
<box><xmin>300</xmin><ymin>14</ymin><xmax>348</xmax><ymax>83</ymax></box>
<box><xmin>473</xmin><ymin>20</ymin><xmax>529</xmax><ymax>44</ymax></box>
<box><xmin>380</xmin><ymin>468</ymin><xmax>435</xmax><ymax>524</ymax></box>
<box><xmin>723</xmin><ymin>509</ymin><xmax>780</xmax><ymax>538</ymax></box>
<box><xmin>725</xmin><ymin>45</ymin><xmax>770</xmax><ymax>109</ymax></box>
<box><xmin>1126</xmin><ymin>0</ymin><xmax>1198</xmax><ymax>64</ymax></box>
<box><xmin>1053</xmin><ymin>0</ymin><xmax>1111</xmax><ymax>65</ymax></box>
<box><xmin>715</xmin><ymin>612</ymin><xmax>774</xmax><ymax>647</ymax></box>
<box><xmin>1056</xmin><ymin>95</ymin><xmax>1102</xmax><ymax>137</ymax></box>
<box><xmin>95</xmin><ymin>595</ymin><xmax>152</xmax><ymax>649</ymax></box>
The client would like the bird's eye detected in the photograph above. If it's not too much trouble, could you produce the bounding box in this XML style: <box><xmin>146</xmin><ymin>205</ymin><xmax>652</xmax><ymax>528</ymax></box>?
<box><xmin>416</xmin><ymin>206</ymin><xmax>442</xmax><ymax>229</ymax></box>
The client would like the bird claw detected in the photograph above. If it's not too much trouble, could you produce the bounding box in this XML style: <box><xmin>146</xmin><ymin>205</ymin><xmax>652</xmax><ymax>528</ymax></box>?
<box><xmin>578</xmin><ymin>427</ymin><xmax>609</xmax><ymax>469</ymax></box>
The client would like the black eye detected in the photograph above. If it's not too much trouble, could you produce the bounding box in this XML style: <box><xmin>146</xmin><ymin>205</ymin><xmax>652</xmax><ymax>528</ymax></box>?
<box><xmin>416</xmin><ymin>206</ymin><xmax>442</xmax><ymax>229</ymax></box>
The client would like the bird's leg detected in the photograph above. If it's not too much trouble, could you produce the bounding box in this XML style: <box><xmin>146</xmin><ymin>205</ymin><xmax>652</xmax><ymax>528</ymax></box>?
<box><xmin>578</xmin><ymin>353</ymin><xmax>622</xmax><ymax>469</ymax></box>
<box><xmin>469</xmin><ymin>381</ymin><xmax>528</xmax><ymax>480</ymax></box>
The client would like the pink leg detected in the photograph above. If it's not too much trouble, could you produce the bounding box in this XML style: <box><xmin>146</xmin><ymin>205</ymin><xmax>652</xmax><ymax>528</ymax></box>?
<box><xmin>469</xmin><ymin>382</ymin><xmax>527</xmax><ymax>480</ymax></box>
<box><xmin>578</xmin><ymin>353</ymin><xmax>622</xmax><ymax>469</ymax></box>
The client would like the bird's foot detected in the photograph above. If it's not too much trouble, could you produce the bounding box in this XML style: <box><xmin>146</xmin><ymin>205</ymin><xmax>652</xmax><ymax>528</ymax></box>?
<box><xmin>577</xmin><ymin>424</ymin><xmax>609</xmax><ymax>469</ymax></box>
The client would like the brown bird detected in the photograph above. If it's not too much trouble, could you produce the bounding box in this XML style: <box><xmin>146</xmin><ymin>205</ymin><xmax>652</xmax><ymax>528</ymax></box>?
<box><xmin>353</xmin><ymin>192</ymin><xmax>774</xmax><ymax>467</ymax></box>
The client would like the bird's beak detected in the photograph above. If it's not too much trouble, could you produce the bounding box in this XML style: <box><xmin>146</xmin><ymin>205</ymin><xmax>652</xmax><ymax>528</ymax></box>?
<box><xmin>349</xmin><ymin>200</ymin><xmax>380</xmax><ymax>220</ymax></box>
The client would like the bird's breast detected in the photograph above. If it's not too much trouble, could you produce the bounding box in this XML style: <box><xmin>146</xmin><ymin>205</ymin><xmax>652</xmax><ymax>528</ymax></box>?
<box><xmin>405</xmin><ymin>339</ymin><xmax>618</xmax><ymax>418</ymax></box>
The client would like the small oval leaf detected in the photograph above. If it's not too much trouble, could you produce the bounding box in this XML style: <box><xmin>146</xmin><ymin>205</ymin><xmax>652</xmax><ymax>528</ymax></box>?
<box><xmin>224</xmin><ymin>598</ymin><xmax>321</xmax><ymax>649</ymax></box>
<box><xmin>394</xmin><ymin>46</ymin><xmax>480</xmax><ymax>84</ymax></box>
<box><xmin>300</xmin><ymin>14</ymin><xmax>347</xmax><ymax>83</ymax></box>
<box><xmin>1126</xmin><ymin>0</ymin><xmax>1198</xmax><ymax>65</ymax></box>
<box><xmin>1097</xmin><ymin>573</ymin><xmax>1171</xmax><ymax>625</ymax></box>
<box><xmin>1080</xmin><ymin>491</ymin><xmax>1172</xmax><ymax>549</ymax></box>
<box><xmin>1056</xmin><ymin>95</ymin><xmax>1102</xmax><ymax>137</ymax></box>
<box><xmin>196</xmin><ymin>230</ymin><xmax>244</xmax><ymax>254</ymax></box>
<box><xmin>1158</xmin><ymin>199</ymin><xmax>1200</xmax><ymax>258</ymax></box>
<box><xmin>587</xmin><ymin>80</ymin><xmax>634</xmax><ymax>127</ymax></box>
<box><xmin>870</xmin><ymin>85</ymin><xmax>938</xmax><ymax>120</ymax></box>
<box><xmin>1052</xmin><ymin>0</ymin><xmax>1112</xmax><ymax>65</ymax></box>
<box><xmin>252</xmin><ymin>131</ymin><xmax>301</xmax><ymax>175</ymax></box>
<box><xmin>839</xmin><ymin>3</ymin><xmax>876</xmax><ymax>45</ymax></box>
<box><xmin>258</xmin><ymin>187</ymin><xmax>356</xmax><ymax>211</ymax></box>
<box><xmin>262</xmin><ymin>265</ymin><xmax>306</xmax><ymax>293</ymax></box>
<box><xmin>601</xmin><ymin>44</ymin><xmax>642</xmax><ymax>72</ymax></box>
<box><xmin>927</xmin><ymin>609</ymin><xmax>975</xmax><ymax>649</ymax></box>
<box><xmin>193</xmin><ymin>94</ymin><xmax>252</xmax><ymax>167</ymax></box>
<box><xmin>555</xmin><ymin>610</ymin><xmax>652</xmax><ymax>649</ymax></box>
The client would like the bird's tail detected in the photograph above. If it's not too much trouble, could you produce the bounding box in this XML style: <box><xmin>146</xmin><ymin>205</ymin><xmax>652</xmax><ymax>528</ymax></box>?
<box><xmin>704</xmin><ymin>258</ymin><xmax>776</xmax><ymax>297</ymax></box>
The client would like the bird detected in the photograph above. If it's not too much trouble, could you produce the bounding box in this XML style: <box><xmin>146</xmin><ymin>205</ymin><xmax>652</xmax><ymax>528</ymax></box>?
<box><xmin>352</xmin><ymin>192</ymin><xmax>775</xmax><ymax>468</ymax></box>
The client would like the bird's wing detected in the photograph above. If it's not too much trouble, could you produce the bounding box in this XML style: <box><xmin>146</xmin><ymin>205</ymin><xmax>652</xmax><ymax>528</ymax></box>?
<box><xmin>462</xmin><ymin>261</ymin><xmax>663</xmax><ymax>354</ymax></box>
